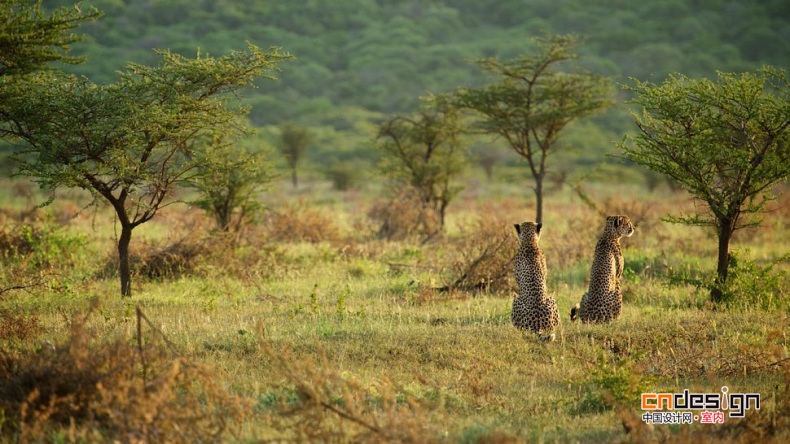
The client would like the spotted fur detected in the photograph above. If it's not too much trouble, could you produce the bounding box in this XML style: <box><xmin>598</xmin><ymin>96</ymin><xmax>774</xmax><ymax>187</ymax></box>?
<box><xmin>512</xmin><ymin>221</ymin><xmax>559</xmax><ymax>341</ymax></box>
<box><xmin>570</xmin><ymin>215</ymin><xmax>635</xmax><ymax>323</ymax></box>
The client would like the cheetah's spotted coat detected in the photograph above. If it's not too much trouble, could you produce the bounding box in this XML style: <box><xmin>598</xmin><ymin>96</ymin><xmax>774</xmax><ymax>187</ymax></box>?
<box><xmin>570</xmin><ymin>215</ymin><xmax>635</xmax><ymax>323</ymax></box>
<box><xmin>512</xmin><ymin>221</ymin><xmax>559</xmax><ymax>341</ymax></box>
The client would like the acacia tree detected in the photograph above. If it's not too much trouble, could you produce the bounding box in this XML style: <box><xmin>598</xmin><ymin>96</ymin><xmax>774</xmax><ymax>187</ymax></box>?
<box><xmin>377</xmin><ymin>95</ymin><xmax>466</xmax><ymax>229</ymax></box>
<box><xmin>454</xmin><ymin>34</ymin><xmax>614</xmax><ymax>224</ymax></box>
<box><xmin>0</xmin><ymin>44</ymin><xmax>291</xmax><ymax>296</ymax></box>
<box><xmin>278</xmin><ymin>123</ymin><xmax>311</xmax><ymax>188</ymax></box>
<box><xmin>620</xmin><ymin>67</ymin><xmax>790</xmax><ymax>303</ymax></box>
<box><xmin>0</xmin><ymin>0</ymin><xmax>101</xmax><ymax>78</ymax></box>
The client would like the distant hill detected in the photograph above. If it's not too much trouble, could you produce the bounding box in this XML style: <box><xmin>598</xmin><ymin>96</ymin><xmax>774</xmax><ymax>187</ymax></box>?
<box><xmin>41</xmin><ymin>0</ymin><xmax>790</xmax><ymax>165</ymax></box>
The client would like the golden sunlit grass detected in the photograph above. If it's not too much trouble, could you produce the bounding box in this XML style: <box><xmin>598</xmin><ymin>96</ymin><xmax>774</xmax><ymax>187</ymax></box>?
<box><xmin>0</xmin><ymin>177</ymin><xmax>788</xmax><ymax>442</ymax></box>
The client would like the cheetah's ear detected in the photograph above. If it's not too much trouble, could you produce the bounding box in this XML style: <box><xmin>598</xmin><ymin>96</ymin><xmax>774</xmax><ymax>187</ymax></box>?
<box><xmin>514</xmin><ymin>224</ymin><xmax>521</xmax><ymax>235</ymax></box>
<box><xmin>613</xmin><ymin>217</ymin><xmax>621</xmax><ymax>228</ymax></box>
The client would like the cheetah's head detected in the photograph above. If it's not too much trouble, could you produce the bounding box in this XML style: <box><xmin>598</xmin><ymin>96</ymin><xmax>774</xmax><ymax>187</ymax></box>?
<box><xmin>605</xmin><ymin>215</ymin><xmax>635</xmax><ymax>238</ymax></box>
<box><xmin>514</xmin><ymin>221</ymin><xmax>542</xmax><ymax>245</ymax></box>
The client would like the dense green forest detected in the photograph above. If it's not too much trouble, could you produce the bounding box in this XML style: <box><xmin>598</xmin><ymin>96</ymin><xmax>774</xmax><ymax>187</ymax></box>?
<box><xmin>36</xmin><ymin>0</ymin><xmax>790</xmax><ymax>165</ymax></box>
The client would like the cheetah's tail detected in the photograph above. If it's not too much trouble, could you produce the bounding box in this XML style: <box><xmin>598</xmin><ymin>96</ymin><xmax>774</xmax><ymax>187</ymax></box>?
<box><xmin>570</xmin><ymin>303</ymin><xmax>580</xmax><ymax>322</ymax></box>
<box><xmin>539</xmin><ymin>332</ymin><xmax>556</xmax><ymax>343</ymax></box>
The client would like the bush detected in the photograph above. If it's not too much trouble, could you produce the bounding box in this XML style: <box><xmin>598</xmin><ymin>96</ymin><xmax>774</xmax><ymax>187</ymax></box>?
<box><xmin>718</xmin><ymin>252</ymin><xmax>788</xmax><ymax>311</ymax></box>
<box><xmin>0</xmin><ymin>223</ymin><xmax>87</xmax><ymax>271</ymax></box>
<box><xmin>134</xmin><ymin>236</ymin><xmax>208</xmax><ymax>280</ymax></box>
<box><xmin>442</xmin><ymin>214</ymin><xmax>518</xmax><ymax>294</ymax></box>
<box><xmin>324</xmin><ymin>159</ymin><xmax>368</xmax><ymax>191</ymax></box>
<box><xmin>263</xmin><ymin>200</ymin><xmax>342</xmax><ymax>244</ymax></box>
<box><xmin>669</xmin><ymin>251</ymin><xmax>789</xmax><ymax>311</ymax></box>
<box><xmin>367</xmin><ymin>187</ymin><xmax>440</xmax><ymax>242</ymax></box>
<box><xmin>571</xmin><ymin>355</ymin><xmax>652</xmax><ymax>415</ymax></box>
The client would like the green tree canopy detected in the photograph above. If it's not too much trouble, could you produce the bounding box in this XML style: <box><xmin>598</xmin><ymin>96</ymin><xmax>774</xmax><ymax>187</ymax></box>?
<box><xmin>377</xmin><ymin>95</ymin><xmax>466</xmax><ymax>229</ymax></box>
<box><xmin>188</xmin><ymin>131</ymin><xmax>275</xmax><ymax>235</ymax></box>
<box><xmin>278</xmin><ymin>123</ymin><xmax>311</xmax><ymax>188</ymax></box>
<box><xmin>0</xmin><ymin>0</ymin><xmax>100</xmax><ymax>77</ymax></box>
<box><xmin>620</xmin><ymin>67</ymin><xmax>790</xmax><ymax>302</ymax></box>
<box><xmin>0</xmin><ymin>44</ymin><xmax>291</xmax><ymax>296</ymax></box>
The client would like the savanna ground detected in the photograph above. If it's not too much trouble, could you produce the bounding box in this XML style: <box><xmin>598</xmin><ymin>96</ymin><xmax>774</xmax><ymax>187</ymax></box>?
<box><xmin>0</xmin><ymin>171</ymin><xmax>788</xmax><ymax>443</ymax></box>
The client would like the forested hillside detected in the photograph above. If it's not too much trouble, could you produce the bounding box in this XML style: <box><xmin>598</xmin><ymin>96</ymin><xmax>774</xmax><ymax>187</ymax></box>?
<box><xmin>41</xmin><ymin>0</ymin><xmax>790</xmax><ymax>163</ymax></box>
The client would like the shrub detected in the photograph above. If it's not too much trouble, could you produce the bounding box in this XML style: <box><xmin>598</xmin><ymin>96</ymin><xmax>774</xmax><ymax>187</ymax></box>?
<box><xmin>324</xmin><ymin>159</ymin><xmax>368</xmax><ymax>191</ymax></box>
<box><xmin>717</xmin><ymin>252</ymin><xmax>788</xmax><ymax>311</ymax></box>
<box><xmin>0</xmin><ymin>223</ymin><xmax>87</xmax><ymax>270</ymax></box>
<box><xmin>571</xmin><ymin>355</ymin><xmax>653</xmax><ymax>415</ymax></box>
<box><xmin>668</xmin><ymin>251</ymin><xmax>789</xmax><ymax>311</ymax></box>
<box><xmin>442</xmin><ymin>214</ymin><xmax>518</xmax><ymax>294</ymax></box>
<box><xmin>263</xmin><ymin>200</ymin><xmax>342</xmax><ymax>243</ymax></box>
<box><xmin>134</xmin><ymin>236</ymin><xmax>208</xmax><ymax>280</ymax></box>
<box><xmin>367</xmin><ymin>187</ymin><xmax>441</xmax><ymax>242</ymax></box>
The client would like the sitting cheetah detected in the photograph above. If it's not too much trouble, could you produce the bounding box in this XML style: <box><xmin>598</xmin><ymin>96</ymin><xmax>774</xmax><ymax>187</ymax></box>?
<box><xmin>570</xmin><ymin>215</ymin><xmax>635</xmax><ymax>323</ymax></box>
<box><xmin>512</xmin><ymin>221</ymin><xmax>559</xmax><ymax>341</ymax></box>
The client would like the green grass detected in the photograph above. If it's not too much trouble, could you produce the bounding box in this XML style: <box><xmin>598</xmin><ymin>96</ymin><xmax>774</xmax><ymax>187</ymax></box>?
<box><xmin>1</xmin><ymin>179</ymin><xmax>788</xmax><ymax>442</ymax></box>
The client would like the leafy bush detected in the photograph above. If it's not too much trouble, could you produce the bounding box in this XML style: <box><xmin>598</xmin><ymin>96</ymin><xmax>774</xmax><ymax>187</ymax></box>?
<box><xmin>719</xmin><ymin>252</ymin><xmax>789</xmax><ymax>311</ymax></box>
<box><xmin>0</xmin><ymin>223</ymin><xmax>87</xmax><ymax>270</ymax></box>
<box><xmin>572</xmin><ymin>355</ymin><xmax>652</xmax><ymax>415</ymax></box>
<box><xmin>669</xmin><ymin>251</ymin><xmax>788</xmax><ymax>311</ymax></box>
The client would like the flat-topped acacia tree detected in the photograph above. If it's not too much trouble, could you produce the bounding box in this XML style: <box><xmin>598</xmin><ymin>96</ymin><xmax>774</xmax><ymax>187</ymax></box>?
<box><xmin>0</xmin><ymin>44</ymin><xmax>291</xmax><ymax>296</ymax></box>
<box><xmin>454</xmin><ymin>34</ymin><xmax>614</xmax><ymax>225</ymax></box>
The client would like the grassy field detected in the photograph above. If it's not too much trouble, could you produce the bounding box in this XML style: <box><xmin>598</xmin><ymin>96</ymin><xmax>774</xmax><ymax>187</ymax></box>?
<box><xmin>1</xmin><ymin>175</ymin><xmax>788</xmax><ymax>443</ymax></box>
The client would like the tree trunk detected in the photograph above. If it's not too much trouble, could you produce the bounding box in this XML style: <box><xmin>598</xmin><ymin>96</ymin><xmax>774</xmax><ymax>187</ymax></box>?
<box><xmin>291</xmin><ymin>168</ymin><xmax>298</xmax><ymax>188</ymax></box>
<box><xmin>534</xmin><ymin>176</ymin><xmax>544</xmax><ymax>225</ymax></box>
<box><xmin>118</xmin><ymin>224</ymin><xmax>133</xmax><ymax>297</ymax></box>
<box><xmin>711</xmin><ymin>218</ymin><xmax>733</xmax><ymax>303</ymax></box>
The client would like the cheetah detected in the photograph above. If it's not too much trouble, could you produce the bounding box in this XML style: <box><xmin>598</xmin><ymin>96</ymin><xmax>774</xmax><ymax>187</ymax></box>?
<box><xmin>570</xmin><ymin>215</ymin><xmax>635</xmax><ymax>324</ymax></box>
<box><xmin>512</xmin><ymin>221</ymin><xmax>559</xmax><ymax>341</ymax></box>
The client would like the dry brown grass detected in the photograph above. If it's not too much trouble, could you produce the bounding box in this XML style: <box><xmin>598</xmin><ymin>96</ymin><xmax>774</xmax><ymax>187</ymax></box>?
<box><xmin>0</xmin><ymin>307</ymin><xmax>41</xmax><ymax>342</ymax></box>
<box><xmin>0</xmin><ymin>300</ymin><xmax>252</xmax><ymax>442</ymax></box>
